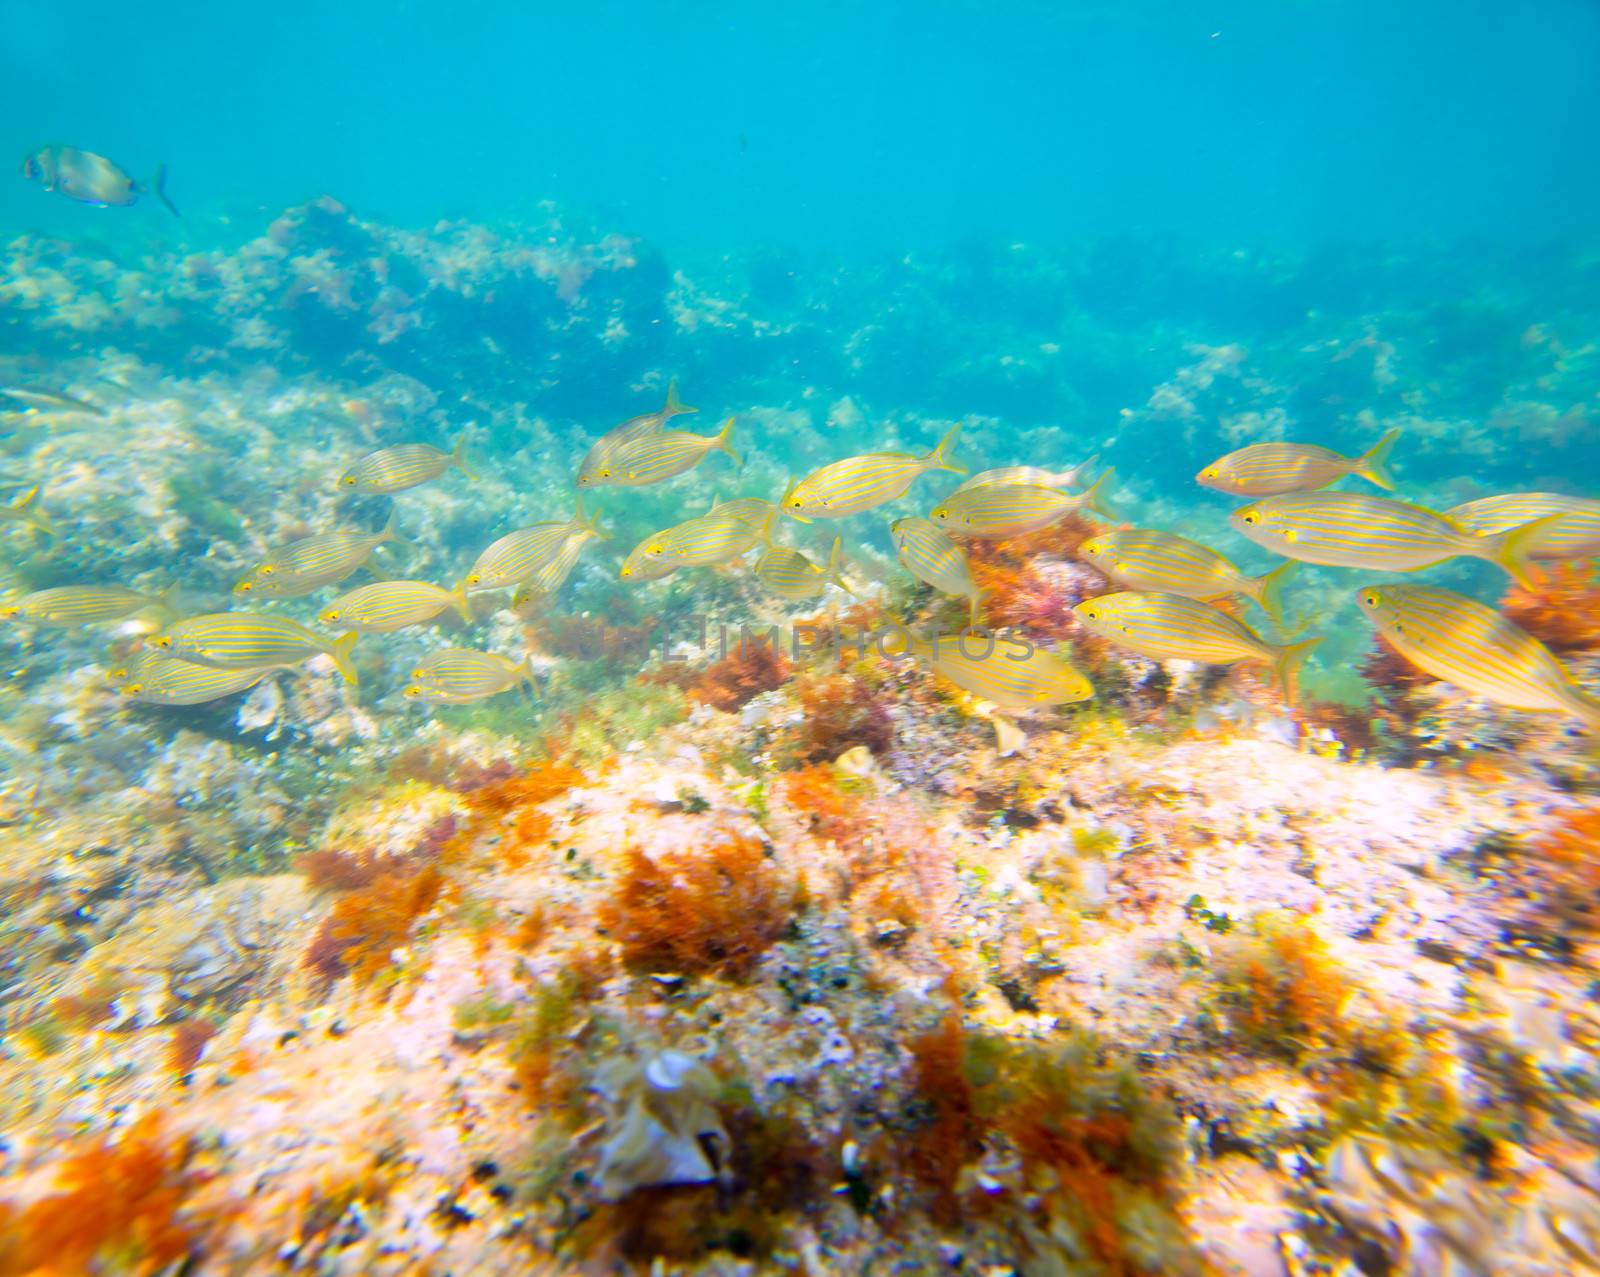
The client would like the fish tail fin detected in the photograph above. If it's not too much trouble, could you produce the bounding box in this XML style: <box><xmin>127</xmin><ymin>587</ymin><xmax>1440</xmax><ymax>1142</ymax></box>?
<box><xmin>151</xmin><ymin>163</ymin><xmax>180</xmax><ymax>218</ymax></box>
<box><xmin>1268</xmin><ymin>636</ymin><xmax>1323</xmax><ymax>706</ymax></box>
<box><xmin>1074</xmin><ymin>453</ymin><xmax>1102</xmax><ymax>485</ymax></box>
<box><xmin>1081</xmin><ymin>467</ymin><xmax>1121</xmax><ymax>522</ymax></box>
<box><xmin>450</xmin><ymin>578</ymin><xmax>473</xmax><ymax>624</ymax></box>
<box><xmin>522</xmin><ymin>658</ymin><xmax>544</xmax><ymax>700</ymax></box>
<box><xmin>10</xmin><ymin>486</ymin><xmax>55</xmax><ymax>538</ymax></box>
<box><xmin>826</xmin><ymin>536</ymin><xmax>852</xmax><ymax>593</ymax></box>
<box><xmin>1353</xmin><ymin>427</ymin><xmax>1401</xmax><ymax>490</ymax></box>
<box><xmin>573</xmin><ymin>493</ymin><xmax>608</xmax><ymax>541</ymax></box>
<box><xmin>926</xmin><ymin>423</ymin><xmax>966</xmax><ymax>474</ymax></box>
<box><xmin>968</xmin><ymin>590</ymin><xmax>985</xmax><ymax>627</ymax></box>
<box><xmin>665</xmin><ymin>379</ymin><xmax>695</xmax><ymax>418</ymax></box>
<box><xmin>1249</xmin><ymin>560</ymin><xmax>1299</xmax><ymax>628</ymax></box>
<box><xmin>451</xmin><ymin>436</ymin><xmax>478</xmax><ymax>480</ymax></box>
<box><xmin>377</xmin><ymin>508</ymin><xmax>414</xmax><ymax>552</ymax></box>
<box><xmin>711</xmin><ymin>416</ymin><xmax>740</xmax><ymax>465</ymax></box>
<box><xmin>328</xmin><ymin>633</ymin><xmax>360</xmax><ymax>686</ymax></box>
<box><xmin>1485</xmin><ymin>514</ymin><xmax>1563</xmax><ymax>589</ymax></box>
<box><xmin>152</xmin><ymin>585</ymin><xmax>183</xmax><ymax>621</ymax></box>
<box><xmin>993</xmin><ymin>715</ymin><xmax>1026</xmax><ymax>757</ymax></box>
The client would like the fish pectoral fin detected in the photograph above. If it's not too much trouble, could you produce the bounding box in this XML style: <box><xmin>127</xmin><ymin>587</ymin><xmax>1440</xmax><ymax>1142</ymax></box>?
<box><xmin>992</xmin><ymin>715</ymin><xmax>1027</xmax><ymax>757</ymax></box>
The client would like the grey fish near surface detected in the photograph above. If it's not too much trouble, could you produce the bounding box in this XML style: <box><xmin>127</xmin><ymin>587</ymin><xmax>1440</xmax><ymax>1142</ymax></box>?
<box><xmin>1198</xmin><ymin>429</ymin><xmax>1400</xmax><ymax>496</ymax></box>
<box><xmin>1072</xmin><ymin>590</ymin><xmax>1321</xmax><ymax>704</ymax></box>
<box><xmin>1357</xmin><ymin>583</ymin><xmax>1600</xmax><ymax>731</ymax></box>
<box><xmin>21</xmin><ymin>146</ymin><xmax>179</xmax><ymax>217</ymax></box>
<box><xmin>1230</xmin><ymin>492</ymin><xmax>1554</xmax><ymax>589</ymax></box>
<box><xmin>1446</xmin><ymin>492</ymin><xmax>1600</xmax><ymax>562</ymax></box>
<box><xmin>0</xmin><ymin>386</ymin><xmax>107</xmax><ymax>418</ymax></box>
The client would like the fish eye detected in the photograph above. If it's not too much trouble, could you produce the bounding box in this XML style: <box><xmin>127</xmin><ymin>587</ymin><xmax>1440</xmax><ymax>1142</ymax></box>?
<box><xmin>152</xmin><ymin>636</ymin><xmax>171</xmax><ymax>648</ymax></box>
<box><xmin>1203</xmin><ymin>467</ymin><xmax>1219</xmax><ymax>478</ymax></box>
<box><xmin>324</xmin><ymin>610</ymin><xmax>340</xmax><ymax>621</ymax></box>
<box><xmin>259</xmin><ymin>565</ymin><xmax>274</xmax><ymax>575</ymax></box>
<box><xmin>122</xmin><ymin>683</ymin><xmax>143</xmax><ymax>695</ymax></box>
<box><xmin>1364</xmin><ymin>593</ymin><xmax>1379</xmax><ymax>606</ymax></box>
<box><xmin>1241</xmin><ymin>512</ymin><xmax>1259</xmax><ymax>525</ymax></box>
<box><xmin>403</xmin><ymin>686</ymin><xmax>421</xmax><ymax>698</ymax></box>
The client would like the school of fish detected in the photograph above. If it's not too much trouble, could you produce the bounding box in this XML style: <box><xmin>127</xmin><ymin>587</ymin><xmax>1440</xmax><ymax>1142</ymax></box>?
<box><xmin>5</xmin><ymin>369</ymin><xmax>1599</xmax><ymax>746</ymax></box>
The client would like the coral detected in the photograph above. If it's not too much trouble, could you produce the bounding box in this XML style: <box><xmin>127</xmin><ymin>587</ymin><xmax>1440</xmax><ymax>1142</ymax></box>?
<box><xmin>791</xmin><ymin>669</ymin><xmax>895</xmax><ymax>762</ymax></box>
<box><xmin>599</xmin><ymin>832</ymin><xmax>796</xmax><ymax>978</ymax></box>
<box><xmin>303</xmin><ymin>865</ymin><xmax>444</xmax><ymax>984</ymax></box>
<box><xmin>0</xmin><ymin>1117</ymin><xmax>211</xmax><ymax>1276</ymax></box>
<box><xmin>1502</xmin><ymin>561</ymin><xmax>1600</xmax><ymax>653</ymax></box>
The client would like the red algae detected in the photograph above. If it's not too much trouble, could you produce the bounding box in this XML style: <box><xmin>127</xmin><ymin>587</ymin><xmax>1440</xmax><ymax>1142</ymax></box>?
<box><xmin>793</xmin><ymin>670</ymin><xmax>895</xmax><ymax>761</ymax></box>
<box><xmin>599</xmin><ymin>832</ymin><xmax>797</xmax><ymax>977</ymax></box>
<box><xmin>906</xmin><ymin>1016</ymin><xmax>981</xmax><ymax>1220</ymax></box>
<box><xmin>0</xmin><ymin>1116</ymin><xmax>211</xmax><ymax>1276</ymax></box>
<box><xmin>646</xmin><ymin>640</ymin><xmax>791</xmax><ymax>711</ymax></box>
<box><xmin>304</xmin><ymin>865</ymin><xmax>445</xmax><ymax>984</ymax></box>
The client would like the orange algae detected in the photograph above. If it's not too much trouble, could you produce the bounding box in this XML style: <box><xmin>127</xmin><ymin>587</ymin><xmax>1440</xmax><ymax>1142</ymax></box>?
<box><xmin>906</xmin><ymin>1015</ymin><xmax>982</xmax><ymax>1220</ymax></box>
<box><xmin>1502</xmin><ymin>561</ymin><xmax>1600</xmax><ymax>653</ymax></box>
<box><xmin>599</xmin><ymin>832</ymin><xmax>797</xmax><ymax>977</ymax></box>
<box><xmin>1530</xmin><ymin>805</ymin><xmax>1600</xmax><ymax>935</ymax></box>
<box><xmin>0</xmin><ymin>1117</ymin><xmax>211</xmax><ymax>1276</ymax></box>
<box><xmin>169</xmin><ymin>1019</ymin><xmax>218</xmax><ymax>1077</ymax></box>
<box><xmin>781</xmin><ymin>764</ymin><xmax>867</xmax><ymax>847</ymax></box>
<box><xmin>1225</xmin><ymin>916</ymin><xmax>1351</xmax><ymax>1055</ymax></box>
<box><xmin>304</xmin><ymin>865</ymin><xmax>445</xmax><ymax>984</ymax></box>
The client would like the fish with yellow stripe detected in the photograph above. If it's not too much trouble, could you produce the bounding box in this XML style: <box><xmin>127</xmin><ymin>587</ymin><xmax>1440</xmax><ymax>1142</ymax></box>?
<box><xmin>640</xmin><ymin>502</ymin><xmax>774</xmax><ymax>565</ymax></box>
<box><xmin>583</xmin><ymin>416</ymin><xmax>738</xmax><ymax>487</ymax></box>
<box><xmin>784</xmin><ymin>425</ymin><xmax>964</xmax><ymax>520</ymax></box>
<box><xmin>904</xmin><ymin>628</ymin><xmax>1093</xmax><ymax>753</ymax></box>
<box><xmin>466</xmin><ymin>497</ymin><xmax>605</xmax><ymax>591</ymax></box>
<box><xmin>1198</xmin><ymin>428</ymin><xmax>1400</xmax><ymax>496</ymax></box>
<box><xmin>1077</xmin><ymin>528</ymin><xmax>1297</xmax><ymax>626</ymax></box>
<box><xmin>151</xmin><ymin>613</ymin><xmax>360</xmax><ymax>684</ymax></box>
<box><xmin>952</xmin><ymin>456</ymin><xmax>1099</xmax><ymax>494</ymax></box>
<box><xmin>927</xmin><ymin>468</ymin><xmax>1118</xmax><ymax>538</ymax></box>
<box><xmin>892</xmin><ymin>516</ymin><xmax>983</xmax><ymax>623</ymax></box>
<box><xmin>404</xmin><ymin>648</ymin><xmax>538</xmax><ymax>704</ymax></box>
<box><xmin>1073</xmin><ymin>591</ymin><xmax>1321</xmax><ymax>704</ymax></box>
<box><xmin>754</xmin><ymin>534</ymin><xmax>851</xmax><ymax>601</ymax></box>
<box><xmin>1</xmin><ymin>486</ymin><xmax>56</xmax><ymax>538</ymax></box>
<box><xmin>1445</xmin><ymin>492</ymin><xmax>1600</xmax><ymax>562</ymax></box>
<box><xmin>2</xmin><ymin>585</ymin><xmax>177</xmax><ymax>627</ymax></box>
<box><xmin>1230</xmin><ymin>492</ymin><xmax>1553</xmax><ymax>588</ymax></box>
<box><xmin>234</xmin><ymin>514</ymin><xmax>402</xmax><ymax>597</ymax></box>
<box><xmin>512</xmin><ymin>527</ymin><xmax>603</xmax><ymax>606</ymax></box>
<box><xmin>1357</xmin><ymin>583</ymin><xmax>1600</xmax><ymax>731</ymax></box>
<box><xmin>112</xmin><ymin>652</ymin><xmax>271</xmax><ymax>706</ymax></box>
<box><xmin>339</xmin><ymin>438</ymin><xmax>474</xmax><ymax>494</ymax></box>
<box><xmin>318</xmin><ymin>580</ymin><xmax>472</xmax><ymax>633</ymax></box>
<box><xmin>576</xmin><ymin>381</ymin><xmax>695</xmax><ymax>487</ymax></box>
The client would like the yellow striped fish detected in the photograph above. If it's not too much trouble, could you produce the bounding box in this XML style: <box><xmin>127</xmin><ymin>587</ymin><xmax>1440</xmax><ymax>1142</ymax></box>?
<box><xmin>928</xmin><ymin>468</ymin><xmax>1117</xmax><ymax>538</ymax></box>
<box><xmin>1446</xmin><ymin>492</ymin><xmax>1600</xmax><ymax>561</ymax></box>
<box><xmin>114</xmin><ymin>652</ymin><xmax>270</xmax><ymax>706</ymax></box>
<box><xmin>1357</xmin><ymin>583</ymin><xmax>1600</xmax><ymax>731</ymax></box>
<box><xmin>151</xmin><ymin>613</ymin><xmax>360</xmax><ymax>684</ymax></box>
<box><xmin>1230</xmin><ymin>492</ymin><xmax>1553</xmax><ymax>588</ymax></box>
<box><xmin>466</xmin><ymin>497</ymin><xmax>605</xmax><ymax>590</ymax></box>
<box><xmin>339</xmin><ymin>438</ymin><xmax>474</xmax><ymax>494</ymax></box>
<box><xmin>641</xmin><ymin>504</ymin><xmax>774</xmax><ymax>565</ymax></box>
<box><xmin>911</xmin><ymin>630</ymin><xmax>1093</xmax><ymax>752</ymax></box>
<box><xmin>404</xmin><ymin>648</ymin><xmax>537</xmax><ymax>704</ymax></box>
<box><xmin>952</xmin><ymin>456</ymin><xmax>1099</xmax><ymax>494</ymax></box>
<box><xmin>784</xmin><ymin>425</ymin><xmax>963</xmax><ymax>520</ymax></box>
<box><xmin>1197</xmin><ymin>428</ymin><xmax>1400</xmax><ymax>496</ymax></box>
<box><xmin>618</xmin><ymin>539</ymin><xmax>684</xmax><ymax>583</ymax></box>
<box><xmin>318</xmin><ymin>580</ymin><xmax>472</xmax><ymax>633</ymax></box>
<box><xmin>235</xmin><ymin>514</ymin><xmax>401</xmax><ymax>596</ymax></box>
<box><xmin>1073</xmin><ymin>591</ymin><xmax>1321</xmax><ymax>703</ymax></box>
<box><xmin>754</xmin><ymin>535</ymin><xmax>850</xmax><ymax>601</ymax></box>
<box><xmin>1077</xmin><ymin>529</ymin><xmax>1296</xmax><ymax>626</ymax></box>
<box><xmin>576</xmin><ymin>381</ymin><xmax>695</xmax><ymax>486</ymax></box>
<box><xmin>585</xmin><ymin>416</ymin><xmax>738</xmax><ymax>487</ymax></box>
<box><xmin>892</xmin><ymin>517</ymin><xmax>983</xmax><ymax>623</ymax></box>
<box><xmin>512</xmin><ymin>529</ymin><xmax>602</xmax><ymax>605</ymax></box>
<box><xmin>2</xmin><ymin>585</ymin><xmax>177</xmax><ymax>627</ymax></box>
<box><xmin>1</xmin><ymin>486</ymin><xmax>56</xmax><ymax>538</ymax></box>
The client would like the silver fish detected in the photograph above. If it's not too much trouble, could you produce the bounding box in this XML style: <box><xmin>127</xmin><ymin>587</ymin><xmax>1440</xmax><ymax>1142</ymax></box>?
<box><xmin>21</xmin><ymin>146</ymin><xmax>178</xmax><ymax>217</ymax></box>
